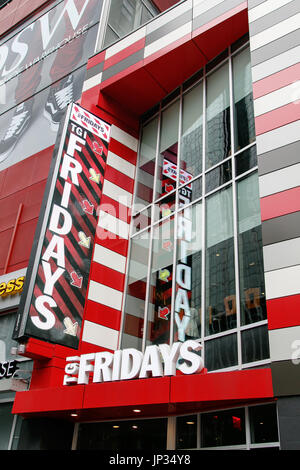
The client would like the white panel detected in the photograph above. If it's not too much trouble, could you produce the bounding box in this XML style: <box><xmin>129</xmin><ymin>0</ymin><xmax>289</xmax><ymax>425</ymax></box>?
<box><xmin>259</xmin><ymin>162</ymin><xmax>300</xmax><ymax>198</ymax></box>
<box><xmin>88</xmin><ymin>279</ymin><xmax>123</xmax><ymax>310</ymax></box>
<box><xmin>263</xmin><ymin>237</ymin><xmax>300</xmax><ymax>272</ymax></box>
<box><xmin>144</xmin><ymin>21</ymin><xmax>192</xmax><ymax>58</ymax></box>
<box><xmin>250</xmin><ymin>13</ymin><xmax>300</xmax><ymax>51</ymax></box>
<box><xmin>248</xmin><ymin>0</ymin><xmax>295</xmax><ymax>23</ymax></box>
<box><xmin>106</xmin><ymin>151</ymin><xmax>136</xmax><ymax>178</ymax></box>
<box><xmin>256</xmin><ymin>120</ymin><xmax>300</xmax><ymax>154</ymax></box>
<box><xmin>82</xmin><ymin>320</ymin><xmax>119</xmax><ymax>350</ymax></box>
<box><xmin>265</xmin><ymin>264</ymin><xmax>300</xmax><ymax>300</ymax></box>
<box><xmin>82</xmin><ymin>73</ymin><xmax>102</xmax><ymax>92</ymax></box>
<box><xmin>97</xmin><ymin>210</ymin><xmax>130</xmax><ymax>239</ymax></box>
<box><xmin>110</xmin><ymin>125</ymin><xmax>138</xmax><ymax>152</ymax></box>
<box><xmin>193</xmin><ymin>0</ymin><xmax>224</xmax><ymax>19</ymax></box>
<box><xmin>93</xmin><ymin>244</ymin><xmax>126</xmax><ymax>273</ymax></box>
<box><xmin>102</xmin><ymin>179</ymin><xmax>133</xmax><ymax>207</ymax></box>
<box><xmin>254</xmin><ymin>81</ymin><xmax>299</xmax><ymax>116</ymax></box>
<box><xmin>269</xmin><ymin>325</ymin><xmax>300</xmax><ymax>362</ymax></box>
<box><xmin>147</xmin><ymin>0</ymin><xmax>192</xmax><ymax>33</ymax></box>
<box><xmin>105</xmin><ymin>26</ymin><xmax>146</xmax><ymax>59</ymax></box>
<box><xmin>251</xmin><ymin>45</ymin><xmax>300</xmax><ymax>83</ymax></box>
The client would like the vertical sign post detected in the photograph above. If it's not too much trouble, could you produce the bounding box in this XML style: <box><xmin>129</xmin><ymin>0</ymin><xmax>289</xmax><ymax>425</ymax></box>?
<box><xmin>13</xmin><ymin>103</ymin><xmax>110</xmax><ymax>349</ymax></box>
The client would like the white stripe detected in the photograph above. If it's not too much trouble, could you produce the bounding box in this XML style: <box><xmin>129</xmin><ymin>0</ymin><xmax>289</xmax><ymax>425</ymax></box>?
<box><xmin>193</xmin><ymin>0</ymin><xmax>225</xmax><ymax>19</ymax></box>
<box><xmin>251</xmin><ymin>44</ymin><xmax>300</xmax><ymax>83</ymax></box>
<box><xmin>269</xmin><ymin>325</ymin><xmax>300</xmax><ymax>362</ymax></box>
<box><xmin>259</xmin><ymin>162</ymin><xmax>300</xmax><ymax>198</ymax></box>
<box><xmin>102</xmin><ymin>179</ymin><xmax>133</xmax><ymax>208</ymax></box>
<box><xmin>97</xmin><ymin>210</ymin><xmax>130</xmax><ymax>239</ymax></box>
<box><xmin>147</xmin><ymin>0</ymin><xmax>192</xmax><ymax>33</ymax></box>
<box><xmin>256</xmin><ymin>120</ymin><xmax>300</xmax><ymax>154</ymax></box>
<box><xmin>250</xmin><ymin>12</ymin><xmax>300</xmax><ymax>51</ymax></box>
<box><xmin>254</xmin><ymin>81</ymin><xmax>299</xmax><ymax>116</ymax></box>
<box><xmin>110</xmin><ymin>125</ymin><xmax>138</xmax><ymax>152</ymax></box>
<box><xmin>106</xmin><ymin>151</ymin><xmax>136</xmax><ymax>178</ymax></box>
<box><xmin>105</xmin><ymin>26</ymin><xmax>146</xmax><ymax>60</ymax></box>
<box><xmin>93</xmin><ymin>244</ymin><xmax>126</xmax><ymax>273</ymax></box>
<box><xmin>82</xmin><ymin>320</ymin><xmax>119</xmax><ymax>350</ymax></box>
<box><xmin>82</xmin><ymin>73</ymin><xmax>102</xmax><ymax>92</ymax></box>
<box><xmin>144</xmin><ymin>21</ymin><xmax>192</xmax><ymax>58</ymax></box>
<box><xmin>265</xmin><ymin>264</ymin><xmax>300</xmax><ymax>300</ymax></box>
<box><xmin>263</xmin><ymin>237</ymin><xmax>300</xmax><ymax>272</ymax></box>
<box><xmin>88</xmin><ymin>279</ymin><xmax>123</xmax><ymax>310</ymax></box>
<box><xmin>248</xmin><ymin>0</ymin><xmax>295</xmax><ymax>23</ymax></box>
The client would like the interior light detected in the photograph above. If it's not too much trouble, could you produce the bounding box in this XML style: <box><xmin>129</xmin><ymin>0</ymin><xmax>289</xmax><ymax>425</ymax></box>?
<box><xmin>113</xmin><ymin>425</ymin><xmax>120</xmax><ymax>429</ymax></box>
<box><xmin>71</xmin><ymin>413</ymin><xmax>78</xmax><ymax>417</ymax></box>
<box><xmin>216</xmin><ymin>253</ymin><xmax>220</xmax><ymax>257</ymax></box>
<box><xmin>132</xmin><ymin>425</ymin><xmax>138</xmax><ymax>429</ymax></box>
<box><xmin>133</xmin><ymin>409</ymin><xmax>141</xmax><ymax>413</ymax></box>
<box><xmin>186</xmin><ymin>421</ymin><xmax>195</xmax><ymax>425</ymax></box>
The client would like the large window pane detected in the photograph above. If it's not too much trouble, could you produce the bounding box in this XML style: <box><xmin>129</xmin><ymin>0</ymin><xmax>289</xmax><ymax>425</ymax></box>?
<box><xmin>176</xmin><ymin>415</ymin><xmax>197</xmax><ymax>449</ymax></box>
<box><xmin>181</xmin><ymin>82</ymin><xmax>203</xmax><ymax>179</ymax></box>
<box><xmin>241</xmin><ymin>325</ymin><xmax>270</xmax><ymax>364</ymax></box>
<box><xmin>147</xmin><ymin>217</ymin><xmax>174</xmax><ymax>345</ymax></box>
<box><xmin>237</xmin><ymin>173</ymin><xmax>267</xmax><ymax>325</ymax></box>
<box><xmin>249</xmin><ymin>404</ymin><xmax>278</xmax><ymax>444</ymax></box>
<box><xmin>205</xmin><ymin>187</ymin><xmax>236</xmax><ymax>335</ymax></box>
<box><xmin>201</xmin><ymin>408</ymin><xmax>245</xmax><ymax>447</ymax></box>
<box><xmin>135</xmin><ymin>117</ymin><xmax>158</xmax><ymax>209</ymax></box>
<box><xmin>205</xmin><ymin>334</ymin><xmax>238</xmax><ymax>371</ymax></box>
<box><xmin>0</xmin><ymin>403</ymin><xmax>14</xmax><ymax>450</ymax></box>
<box><xmin>156</xmin><ymin>100</ymin><xmax>180</xmax><ymax>200</ymax></box>
<box><xmin>233</xmin><ymin>46</ymin><xmax>256</xmax><ymax>151</ymax></box>
<box><xmin>206</xmin><ymin>63</ymin><xmax>231</xmax><ymax>169</ymax></box>
<box><xmin>174</xmin><ymin>202</ymin><xmax>202</xmax><ymax>343</ymax></box>
<box><xmin>122</xmin><ymin>230</ymin><xmax>151</xmax><ymax>350</ymax></box>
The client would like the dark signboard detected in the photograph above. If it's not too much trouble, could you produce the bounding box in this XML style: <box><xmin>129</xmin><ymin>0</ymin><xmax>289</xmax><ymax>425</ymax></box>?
<box><xmin>13</xmin><ymin>103</ymin><xmax>110</xmax><ymax>348</ymax></box>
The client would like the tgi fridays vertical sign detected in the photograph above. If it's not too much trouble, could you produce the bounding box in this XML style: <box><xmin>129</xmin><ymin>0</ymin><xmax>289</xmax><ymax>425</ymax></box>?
<box><xmin>13</xmin><ymin>103</ymin><xmax>110</xmax><ymax>348</ymax></box>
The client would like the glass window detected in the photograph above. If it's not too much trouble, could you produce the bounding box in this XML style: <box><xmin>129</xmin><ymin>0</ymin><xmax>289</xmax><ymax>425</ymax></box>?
<box><xmin>181</xmin><ymin>82</ymin><xmax>203</xmax><ymax>180</ymax></box>
<box><xmin>178</xmin><ymin>177</ymin><xmax>202</xmax><ymax>208</ymax></box>
<box><xmin>176</xmin><ymin>415</ymin><xmax>197</xmax><ymax>449</ymax></box>
<box><xmin>122</xmin><ymin>230</ymin><xmax>151</xmax><ymax>350</ymax></box>
<box><xmin>0</xmin><ymin>403</ymin><xmax>14</xmax><ymax>450</ymax></box>
<box><xmin>201</xmin><ymin>408</ymin><xmax>245</xmax><ymax>447</ymax></box>
<box><xmin>233</xmin><ymin>47</ymin><xmax>256</xmax><ymax>152</ymax></box>
<box><xmin>249</xmin><ymin>404</ymin><xmax>278</xmax><ymax>444</ymax></box>
<box><xmin>156</xmin><ymin>100</ymin><xmax>180</xmax><ymax>201</ymax></box>
<box><xmin>235</xmin><ymin>145</ymin><xmax>257</xmax><ymax>177</ymax></box>
<box><xmin>205</xmin><ymin>334</ymin><xmax>238</xmax><ymax>371</ymax></box>
<box><xmin>237</xmin><ymin>173</ymin><xmax>267</xmax><ymax>325</ymax></box>
<box><xmin>147</xmin><ymin>217</ymin><xmax>174</xmax><ymax>346</ymax></box>
<box><xmin>135</xmin><ymin>117</ymin><xmax>158</xmax><ymax>209</ymax></box>
<box><xmin>174</xmin><ymin>202</ymin><xmax>202</xmax><ymax>343</ymax></box>
<box><xmin>205</xmin><ymin>187</ymin><xmax>236</xmax><ymax>335</ymax></box>
<box><xmin>206</xmin><ymin>62</ymin><xmax>231</xmax><ymax>169</ymax></box>
<box><xmin>241</xmin><ymin>325</ymin><xmax>270</xmax><ymax>364</ymax></box>
<box><xmin>205</xmin><ymin>160</ymin><xmax>232</xmax><ymax>193</ymax></box>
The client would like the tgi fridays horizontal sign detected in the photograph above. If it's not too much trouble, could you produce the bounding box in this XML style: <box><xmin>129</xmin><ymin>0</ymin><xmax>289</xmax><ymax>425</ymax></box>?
<box><xmin>13</xmin><ymin>103</ymin><xmax>110</xmax><ymax>348</ymax></box>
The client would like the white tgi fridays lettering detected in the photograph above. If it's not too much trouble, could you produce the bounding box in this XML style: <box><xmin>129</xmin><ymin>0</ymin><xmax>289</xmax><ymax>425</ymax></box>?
<box><xmin>31</xmin><ymin>124</ymin><xmax>86</xmax><ymax>330</ymax></box>
<box><xmin>63</xmin><ymin>340</ymin><xmax>203</xmax><ymax>385</ymax></box>
<box><xmin>175</xmin><ymin>190</ymin><xmax>192</xmax><ymax>342</ymax></box>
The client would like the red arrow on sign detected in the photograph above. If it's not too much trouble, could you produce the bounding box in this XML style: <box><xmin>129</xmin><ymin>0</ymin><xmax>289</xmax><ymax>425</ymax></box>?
<box><xmin>158</xmin><ymin>306</ymin><xmax>170</xmax><ymax>320</ymax></box>
<box><xmin>81</xmin><ymin>199</ymin><xmax>94</xmax><ymax>215</ymax></box>
<box><xmin>70</xmin><ymin>271</ymin><xmax>83</xmax><ymax>289</ymax></box>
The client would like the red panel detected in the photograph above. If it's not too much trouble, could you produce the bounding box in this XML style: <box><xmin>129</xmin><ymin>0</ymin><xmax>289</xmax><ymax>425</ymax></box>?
<box><xmin>151</xmin><ymin>0</ymin><xmax>179</xmax><ymax>12</ymax></box>
<box><xmin>89</xmin><ymin>262</ymin><xmax>125</xmax><ymax>292</ymax></box>
<box><xmin>87</xmin><ymin>51</ymin><xmax>105</xmax><ymax>70</ymax></box>
<box><xmin>104</xmin><ymin>37</ymin><xmax>146</xmax><ymax>70</ymax></box>
<box><xmin>170</xmin><ymin>368</ymin><xmax>274</xmax><ymax>403</ymax></box>
<box><xmin>83</xmin><ymin>299</ymin><xmax>121</xmax><ymax>331</ymax></box>
<box><xmin>108</xmin><ymin>138</ymin><xmax>138</xmax><ymax>166</ymax></box>
<box><xmin>100</xmin><ymin>194</ymin><xmax>131</xmax><ymax>223</ymax></box>
<box><xmin>253</xmin><ymin>62</ymin><xmax>300</xmax><ymax>99</ymax></box>
<box><xmin>267</xmin><ymin>294</ymin><xmax>300</xmax><ymax>330</ymax></box>
<box><xmin>94</xmin><ymin>229</ymin><xmax>129</xmax><ymax>256</ymax></box>
<box><xmin>260</xmin><ymin>187</ymin><xmax>300</xmax><ymax>222</ymax></box>
<box><xmin>83</xmin><ymin>377</ymin><xmax>171</xmax><ymax>409</ymax></box>
<box><xmin>255</xmin><ymin>102</ymin><xmax>300</xmax><ymax>135</ymax></box>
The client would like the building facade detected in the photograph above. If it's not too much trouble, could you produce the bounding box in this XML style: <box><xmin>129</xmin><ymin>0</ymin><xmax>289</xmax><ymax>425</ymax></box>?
<box><xmin>0</xmin><ymin>0</ymin><xmax>299</xmax><ymax>450</ymax></box>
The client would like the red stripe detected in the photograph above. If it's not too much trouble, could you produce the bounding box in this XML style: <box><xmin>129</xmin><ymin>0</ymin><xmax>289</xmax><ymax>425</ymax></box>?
<box><xmin>255</xmin><ymin>101</ymin><xmax>300</xmax><ymax>135</ymax></box>
<box><xmin>104</xmin><ymin>37</ymin><xmax>146</xmax><ymax>71</ymax></box>
<box><xmin>83</xmin><ymin>299</ymin><xmax>121</xmax><ymax>331</ymax></box>
<box><xmin>267</xmin><ymin>294</ymin><xmax>300</xmax><ymax>330</ymax></box>
<box><xmin>192</xmin><ymin>2</ymin><xmax>247</xmax><ymax>38</ymax></box>
<box><xmin>87</xmin><ymin>51</ymin><xmax>105</xmax><ymax>70</ymax></box>
<box><xmin>104</xmin><ymin>165</ymin><xmax>135</xmax><ymax>193</ymax></box>
<box><xmin>253</xmin><ymin>62</ymin><xmax>300</xmax><ymax>99</ymax></box>
<box><xmin>100</xmin><ymin>194</ymin><xmax>131</xmax><ymax>223</ymax></box>
<box><xmin>260</xmin><ymin>186</ymin><xmax>300</xmax><ymax>221</ymax></box>
<box><xmin>89</xmin><ymin>262</ymin><xmax>125</xmax><ymax>292</ymax></box>
<box><xmin>94</xmin><ymin>227</ymin><xmax>129</xmax><ymax>255</ymax></box>
<box><xmin>143</xmin><ymin>33</ymin><xmax>191</xmax><ymax>66</ymax></box>
<box><xmin>108</xmin><ymin>138</ymin><xmax>137</xmax><ymax>165</ymax></box>
<box><xmin>100</xmin><ymin>60</ymin><xmax>144</xmax><ymax>90</ymax></box>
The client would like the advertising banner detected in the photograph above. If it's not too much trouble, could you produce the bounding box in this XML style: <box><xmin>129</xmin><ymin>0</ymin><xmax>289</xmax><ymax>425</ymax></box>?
<box><xmin>13</xmin><ymin>103</ymin><xmax>110</xmax><ymax>349</ymax></box>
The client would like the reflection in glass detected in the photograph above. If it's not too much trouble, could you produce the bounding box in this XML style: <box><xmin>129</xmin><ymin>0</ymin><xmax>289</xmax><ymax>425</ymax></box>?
<box><xmin>205</xmin><ymin>160</ymin><xmax>232</xmax><ymax>193</ymax></box>
<box><xmin>147</xmin><ymin>217</ymin><xmax>174</xmax><ymax>346</ymax></box>
<box><xmin>233</xmin><ymin>46</ymin><xmax>256</xmax><ymax>151</ymax></box>
<box><xmin>178</xmin><ymin>177</ymin><xmax>202</xmax><ymax>208</ymax></box>
<box><xmin>235</xmin><ymin>145</ymin><xmax>257</xmax><ymax>177</ymax></box>
<box><xmin>206</xmin><ymin>62</ymin><xmax>231</xmax><ymax>169</ymax></box>
<box><xmin>122</xmin><ymin>230</ymin><xmax>150</xmax><ymax>350</ymax></box>
<box><xmin>175</xmin><ymin>203</ymin><xmax>202</xmax><ymax>343</ymax></box>
<box><xmin>156</xmin><ymin>100</ymin><xmax>180</xmax><ymax>200</ymax></box>
<box><xmin>205</xmin><ymin>334</ymin><xmax>238</xmax><ymax>371</ymax></box>
<box><xmin>181</xmin><ymin>82</ymin><xmax>203</xmax><ymax>179</ymax></box>
<box><xmin>249</xmin><ymin>404</ymin><xmax>278</xmax><ymax>444</ymax></box>
<box><xmin>201</xmin><ymin>408</ymin><xmax>245</xmax><ymax>447</ymax></box>
<box><xmin>135</xmin><ymin>118</ymin><xmax>158</xmax><ymax>209</ymax></box>
<box><xmin>237</xmin><ymin>173</ymin><xmax>267</xmax><ymax>325</ymax></box>
<box><xmin>205</xmin><ymin>187</ymin><xmax>235</xmax><ymax>335</ymax></box>
<box><xmin>176</xmin><ymin>415</ymin><xmax>197</xmax><ymax>449</ymax></box>
<box><xmin>241</xmin><ymin>325</ymin><xmax>270</xmax><ymax>364</ymax></box>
